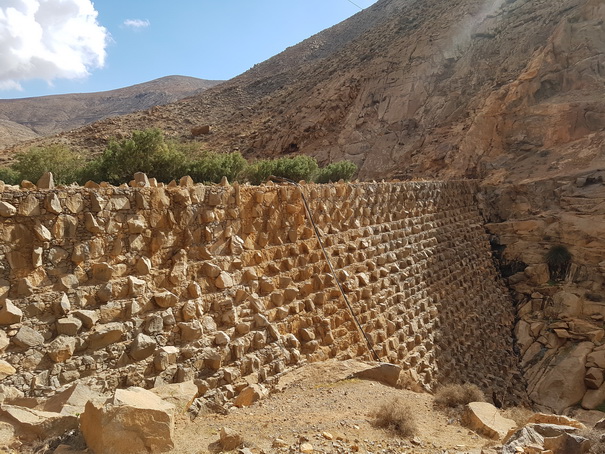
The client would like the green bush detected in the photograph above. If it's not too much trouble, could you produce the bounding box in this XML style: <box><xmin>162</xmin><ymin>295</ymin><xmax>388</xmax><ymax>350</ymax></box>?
<box><xmin>314</xmin><ymin>160</ymin><xmax>358</xmax><ymax>183</ymax></box>
<box><xmin>0</xmin><ymin>167</ymin><xmax>20</xmax><ymax>185</ymax></box>
<box><xmin>187</xmin><ymin>151</ymin><xmax>247</xmax><ymax>184</ymax></box>
<box><xmin>97</xmin><ymin>129</ymin><xmax>188</xmax><ymax>184</ymax></box>
<box><xmin>11</xmin><ymin>144</ymin><xmax>84</xmax><ymax>185</ymax></box>
<box><xmin>244</xmin><ymin>155</ymin><xmax>319</xmax><ymax>185</ymax></box>
<box><xmin>546</xmin><ymin>245</ymin><xmax>572</xmax><ymax>281</ymax></box>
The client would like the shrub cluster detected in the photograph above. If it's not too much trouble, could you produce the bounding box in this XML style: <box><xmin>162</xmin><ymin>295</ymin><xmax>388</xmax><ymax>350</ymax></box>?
<box><xmin>372</xmin><ymin>397</ymin><xmax>417</xmax><ymax>437</ymax></box>
<box><xmin>0</xmin><ymin>129</ymin><xmax>358</xmax><ymax>186</ymax></box>
<box><xmin>434</xmin><ymin>383</ymin><xmax>486</xmax><ymax>408</ymax></box>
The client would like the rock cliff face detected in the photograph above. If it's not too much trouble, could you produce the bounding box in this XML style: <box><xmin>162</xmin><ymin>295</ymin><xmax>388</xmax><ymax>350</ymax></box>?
<box><xmin>7</xmin><ymin>0</ymin><xmax>604</xmax><ymax>186</ymax></box>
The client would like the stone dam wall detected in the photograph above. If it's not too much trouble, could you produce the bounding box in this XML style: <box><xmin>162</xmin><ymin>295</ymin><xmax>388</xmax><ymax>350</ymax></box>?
<box><xmin>0</xmin><ymin>180</ymin><xmax>524</xmax><ymax>405</ymax></box>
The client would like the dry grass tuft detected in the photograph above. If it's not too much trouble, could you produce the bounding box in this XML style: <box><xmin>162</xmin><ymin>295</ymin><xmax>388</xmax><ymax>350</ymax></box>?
<box><xmin>372</xmin><ymin>397</ymin><xmax>417</xmax><ymax>437</ymax></box>
<box><xmin>502</xmin><ymin>406</ymin><xmax>533</xmax><ymax>427</ymax></box>
<box><xmin>434</xmin><ymin>383</ymin><xmax>486</xmax><ymax>408</ymax></box>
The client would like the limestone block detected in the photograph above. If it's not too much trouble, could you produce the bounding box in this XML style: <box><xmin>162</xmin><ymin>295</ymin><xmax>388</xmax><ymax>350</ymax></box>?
<box><xmin>84</xmin><ymin>212</ymin><xmax>103</xmax><ymax>234</ymax></box>
<box><xmin>19</xmin><ymin>194</ymin><xmax>41</xmax><ymax>216</ymax></box>
<box><xmin>56</xmin><ymin>317</ymin><xmax>83</xmax><ymax>336</ymax></box>
<box><xmin>215</xmin><ymin>331</ymin><xmax>230</xmax><ymax>346</ymax></box>
<box><xmin>128</xmin><ymin>276</ymin><xmax>146</xmax><ymax>296</ymax></box>
<box><xmin>188</xmin><ymin>282</ymin><xmax>202</xmax><ymax>298</ymax></box>
<box><xmin>0</xmin><ymin>201</ymin><xmax>16</xmax><ymax>217</ymax></box>
<box><xmin>0</xmin><ymin>405</ymin><xmax>77</xmax><ymax>442</ymax></box>
<box><xmin>202</xmin><ymin>262</ymin><xmax>221</xmax><ymax>278</ymax></box>
<box><xmin>0</xmin><ymin>299</ymin><xmax>23</xmax><ymax>325</ymax></box>
<box><xmin>0</xmin><ymin>331</ymin><xmax>8</xmax><ymax>352</ymax></box>
<box><xmin>127</xmin><ymin>216</ymin><xmax>146</xmax><ymax>234</ymax></box>
<box><xmin>130</xmin><ymin>333</ymin><xmax>157</xmax><ymax>361</ymax></box>
<box><xmin>527</xmin><ymin>413</ymin><xmax>586</xmax><ymax>430</ymax></box>
<box><xmin>108</xmin><ymin>197</ymin><xmax>131</xmax><ymax>211</ymax></box>
<box><xmin>586</xmin><ymin>349</ymin><xmax>605</xmax><ymax>368</ymax></box>
<box><xmin>13</xmin><ymin>326</ymin><xmax>44</xmax><ymax>348</ymax></box>
<box><xmin>234</xmin><ymin>384</ymin><xmax>268</xmax><ymax>408</ymax></box>
<box><xmin>65</xmin><ymin>194</ymin><xmax>84</xmax><ymax>213</ymax></box>
<box><xmin>154</xmin><ymin>291</ymin><xmax>178</xmax><ymax>308</ymax></box>
<box><xmin>87</xmin><ymin>322</ymin><xmax>125</xmax><ymax>350</ymax></box>
<box><xmin>92</xmin><ymin>263</ymin><xmax>114</xmax><ymax>282</ymax></box>
<box><xmin>0</xmin><ymin>360</ymin><xmax>16</xmax><ymax>379</ymax></box>
<box><xmin>73</xmin><ymin>310</ymin><xmax>99</xmax><ymax>329</ymax></box>
<box><xmin>151</xmin><ymin>381</ymin><xmax>198</xmax><ymax>412</ymax></box>
<box><xmin>80</xmin><ymin>387</ymin><xmax>175</xmax><ymax>454</ymax></box>
<box><xmin>45</xmin><ymin>193</ymin><xmax>62</xmax><ymax>214</ymax></box>
<box><xmin>146</xmin><ymin>314</ymin><xmax>164</xmax><ymax>334</ymax></box>
<box><xmin>179</xmin><ymin>321</ymin><xmax>203</xmax><ymax>342</ymax></box>
<box><xmin>48</xmin><ymin>335</ymin><xmax>77</xmax><ymax>362</ymax></box>
<box><xmin>216</xmin><ymin>271</ymin><xmax>234</xmax><ymax>289</ymax></box>
<box><xmin>136</xmin><ymin>256</ymin><xmax>152</xmax><ymax>275</ymax></box>
<box><xmin>464</xmin><ymin>402</ymin><xmax>517</xmax><ymax>441</ymax></box>
<box><xmin>96</xmin><ymin>282</ymin><xmax>113</xmax><ymax>303</ymax></box>
<box><xmin>182</xmin><ymin>301</ymin><xmax>197</xmax><ymax>321</ymax></box>
<box><xmin>219</xmin><ymin>427</ymin><xmax>243</xmax><ymax>451</ymax></box>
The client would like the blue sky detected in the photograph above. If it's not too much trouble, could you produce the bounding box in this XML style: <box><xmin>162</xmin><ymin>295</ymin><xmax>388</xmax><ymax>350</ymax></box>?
<box><xmin>0</xmin><ymin>0</ymin><xmax>378</xmax><ymax>99</ymax></box>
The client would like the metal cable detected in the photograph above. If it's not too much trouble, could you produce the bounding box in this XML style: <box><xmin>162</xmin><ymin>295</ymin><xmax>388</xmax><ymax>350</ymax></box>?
<box><xmin>269</xmin><ymin>176</ymin><xmax>381</xmax><ymax>361</ymax></box>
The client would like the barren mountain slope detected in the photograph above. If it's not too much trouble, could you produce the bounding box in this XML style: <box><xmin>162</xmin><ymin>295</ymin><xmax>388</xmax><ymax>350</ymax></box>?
<box><xmin>0</xmin><ymin>76</ymin><xmax>221</xmax><ymax>150</ymax></box>
<box><xmin>3</xmin><ymin>0</ymin><xmax>604</xmax><ymax>185</ymax></box>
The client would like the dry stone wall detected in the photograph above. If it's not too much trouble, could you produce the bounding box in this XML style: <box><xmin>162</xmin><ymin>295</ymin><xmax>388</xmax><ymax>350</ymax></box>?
<box><xmin>0</xmin><ymin>180</ymin><xmax>524</xmax><ymax>405</ymax></box>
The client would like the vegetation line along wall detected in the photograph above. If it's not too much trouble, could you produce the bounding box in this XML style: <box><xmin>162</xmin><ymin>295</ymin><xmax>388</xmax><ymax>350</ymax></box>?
<box><xmin>0</xmin><ymin>180</ymin><xmax>524</xmax><ymax>405</ymax></box>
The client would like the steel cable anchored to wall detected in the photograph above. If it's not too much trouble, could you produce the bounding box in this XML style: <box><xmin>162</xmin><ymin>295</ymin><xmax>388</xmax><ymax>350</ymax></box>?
<box><xmin>269</xmin><ymin>176</ymin><xmax>381</xmax><ymax>362</ymax></box>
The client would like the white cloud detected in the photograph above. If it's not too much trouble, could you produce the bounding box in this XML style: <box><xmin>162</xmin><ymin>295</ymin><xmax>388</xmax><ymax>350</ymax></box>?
<box><xmin>0</xmin><ymin>0</ymin><xmax>108</xmax><ymax>91</ymax></box>
<box><xmin>123</xmin><ymin>19</ymin><xmax>150</xmax><ymax>30</ymax></box>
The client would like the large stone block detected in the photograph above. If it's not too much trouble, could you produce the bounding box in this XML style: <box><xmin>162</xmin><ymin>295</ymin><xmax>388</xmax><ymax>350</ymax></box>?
<box><xmin>80</xmin><ymin>387</ymin><xmax>175</xmax><ymax>454</ymax></box>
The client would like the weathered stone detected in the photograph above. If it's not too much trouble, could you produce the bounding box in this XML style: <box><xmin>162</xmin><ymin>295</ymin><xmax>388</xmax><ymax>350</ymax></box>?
<box><xmin>0</xmin><ymin>299</ymin><xmax>22</xmax><ymax>325</ymax></box>
<box><xmin>529</xmin><ymin>341</ymin><xmax>593</xmax><ymax>413</ymax></box>
<box><xmin>234</xmin><ymin>384</ymin><xmax>268</xmax><ymax>408</ymax></box>
<box><xmin>33</xmin><ymin>222</ymin><xmax>52</xmax><ymax>241</ymax></box>
<box><xmin>219</xmin><ymin>427</ymin><xmax>243</xmax><ymax>451</ymax></box>
<box><xmin>179</xmin><ymin>321</ymin><xmax>203</xmax><ymax>342</ymax></box>
<box><xmin>80</xmin><ymin>387</ymin><xmax>175</xmax><ymax>454</ymax></box>
<box><xmin>464</xmin><ymin>402</ymin><xmax>517</xmax><ymax>440</ymax></box>
<box><xmin>130</xmin><ymin>333</ymin><xmax>157</xmax><ymax>361</ymax></box>
<box><xmin>41</xmin><ymin>383</ymin><xmax>105</xmax><ymax>416</ymax></box>
<box><xmin>0</xmin><ymin>330</ymin><xmax>8</xmax><ymax>352</ymax></box>
<box><xmin>47</xmin><ymin>335</ymin><xmax>77</xmax><ymax>362</ymax></box>
<box><xmin>13</xmin><ymin>326</ymin><xmax>44</xmax><ymax>348</ymax></box>
<box><xmin>215</xmin><ymin>271</ymin><xmax>234</xmax><ymax>289</ymax></box>
<box><xmin>0</xmin><ymin>201</ymin><xmax>16</xmax><ymax>217</ymax></box>
<box><xmin>73</xmin><ymin>310</ymin><xmax>98</xmax><ymax>329</ymax></box>
<box><xmin>45</xmin><ymin>193</ymin><xmax>62</xmax><ymax>214</ymax></box>
<box><xmin>37</xmin><ymin>172</ymin><xmax>54</xmax><ymax>189</ymax></box>
<box><xmin>136</xmin><ymin>256</ymin><xmax>153</xmax><ymax>275</ymax></box>
<box><xmin>151</xmin><ymin>381</ymin><xmax>198</xmax><ymax>412</ymax></box>
<box><xmin>553</xmin><ymin>291</ymin><xmax>582</xmax><ymax>317</ymax></box>
<box><xmin>0</xmin><ymin>360</ymin><xmax>16</xmax><ymax>379</ymax></box>
<box><xmin>585</xmin><ymin>367</ymin><xmax>604</xmax><ymax>389</ymax></box>
<box><xmin>128</xmin><ymin>276</ymin><xmax>146</xmax><ymax>296</ymax></box>
<box><xmin>154</xmin><ymin>291</ymin><xmax>178</xmax><ymax>308</ymax></box>
<box><xmin>134</xmin><ymin>172</ymin><xmax>150</xmax><ymax>187</ymax></box>
<box><xmin>353</xmin><ymin>363</ymin><xmax>403</xmax><ymax>387</ymax></box>
<box><xmin>92</xmin><ymin>262</ymin><xmax>114</xmax><ymax>282</ymax></box>
<box><xmin>0</xmin><ymin>406</ymin><xmax>77</xmax><ymax>442</ymax></box>
<box><xmin>87</xmin><ymin>322</ymin><xmax>125</xmax><ymax>350</ymax></box>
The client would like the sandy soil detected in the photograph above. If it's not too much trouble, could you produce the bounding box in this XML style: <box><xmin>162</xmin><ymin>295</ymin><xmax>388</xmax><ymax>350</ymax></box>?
<box><xmin>171</xmin><ymin>360</ymin><xmax>496</xmax><ymax>454</ymax></box>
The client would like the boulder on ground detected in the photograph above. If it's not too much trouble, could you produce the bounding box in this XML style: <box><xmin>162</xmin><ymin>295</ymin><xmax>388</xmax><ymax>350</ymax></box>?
<box><xmin>0</xmin><ymin>405</ymin><xmax>77</xmax><ymax>441</ymax></box>
<box><xmin>463</xmin><ymin>401</ymin><xmax>517</xmax><ymax>440</ymax></box>
<box><xmin>150</xmin><ymin>381</ymin><xmax>199</xmax><ymax>412</ymax></box>
<box><xmin>234</xmin><ymin>384</ymin><xmax>268</xmax><ymax>408</ymax></box>
<box><xmin>40</xmin><ymin>383</ymin><xmax>105</xmax><ymax>416</ymax></box>
<box><xmin>80</xmin><ymin>387</ymin><xmax>175</xmax><ymax>454</ymax></box>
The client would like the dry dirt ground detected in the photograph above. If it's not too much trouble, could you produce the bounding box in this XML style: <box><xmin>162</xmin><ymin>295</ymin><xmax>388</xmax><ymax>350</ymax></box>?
<box><xmin>171</xmin><ymin>360</ymin><xmax>493</xmax><ymax>454</ymax></box>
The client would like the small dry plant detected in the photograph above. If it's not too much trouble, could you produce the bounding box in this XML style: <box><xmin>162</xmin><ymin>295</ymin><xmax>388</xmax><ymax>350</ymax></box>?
<box><xmin>502</xmin><ymin>406</ymin><xmax>533</xmax><ymax>427</ymax></box>
<box><xmin>434</xmin><ymin>383</ymin><xmax>486</xmax><ymax>409</ymax></box>
<box><xmin>372</xmin><ymin>397</ymin><xmax>417</xmax><ymax>437</ymax></box>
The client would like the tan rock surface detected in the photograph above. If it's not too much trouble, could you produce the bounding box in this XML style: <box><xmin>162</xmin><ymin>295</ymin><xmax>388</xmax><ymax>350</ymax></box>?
<box><xmin>463</xmin><ymin>402</ymin><xmax>517</xmax><ymax>441</ymax></box>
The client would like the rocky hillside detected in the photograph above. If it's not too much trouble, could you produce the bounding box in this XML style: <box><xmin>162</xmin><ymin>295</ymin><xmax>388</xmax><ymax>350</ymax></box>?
<box><xmin>4</xmin><ymin>0</ymin><xmax>603</xmax><ymax>185</ymax></box>
<box><xmin>0</xmin><ymin>76</ymin><xmax>221</xmax><ymax>150</ymax></box>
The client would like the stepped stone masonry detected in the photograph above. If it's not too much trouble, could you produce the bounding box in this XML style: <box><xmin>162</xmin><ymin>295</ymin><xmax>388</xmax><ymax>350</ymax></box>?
<box><xmin>0</xmin><ymin>179</ymin><xmax>524</xmax><ymax>405</ymax></box>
